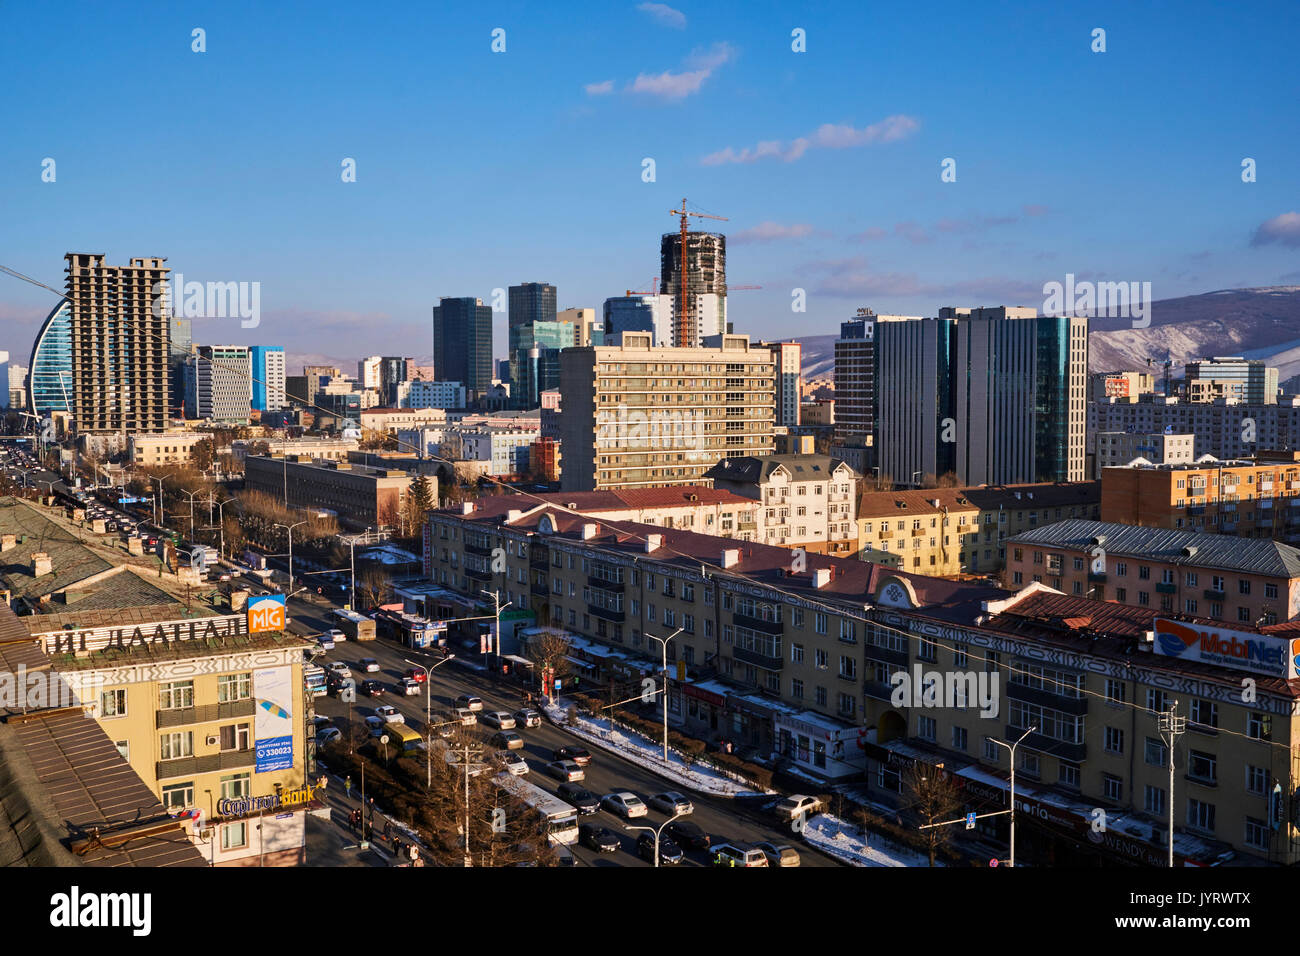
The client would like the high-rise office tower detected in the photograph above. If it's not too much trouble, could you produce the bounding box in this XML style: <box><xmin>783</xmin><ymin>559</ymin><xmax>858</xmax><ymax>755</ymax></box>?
<box><xmin>1183</xmin><ymin>356</ymin><xmax>1279</xmax><ymax>405</ymax></box>
<box><xmin>559</xmin><ymin>331</ymin><xmax>774</xmax><ymax>492</ymax></box>
<box><xmin>946</xmin><ymin>307</ymin><xmax>1087</xmax><ymax>485</ymax></box>
<box><xmin>64</xmin><ymin>253</ymin><xmax>172</xmax><ymax>434</ymax></box>
<box><xmin>508</xmin><ymin>282</ymin><xmax>562</xmax><ymax>407</ymax></box>
<box><xmin>508</xmin><ymin>282</ymin><xmax>557</xmax><ymax>329</ymax></box>
<box><xmin>834</xmin><ymin>311</ymin><xmax>894</xmax><ymax>444</ymax></box>
<box><xmin>377</xmin><ymin>356</ymin><xmax>410</xmax><ymax>406</ymax></box>
<box><xmin>168</xmin><ymin>315</ymin><xmax>192</xmax><ymax>417</ymax></box>
<box><xmin>873</xmin><ymin>314</ymin><xmax>956</xmax><ymax>485</ymax></box>
<box><xmin>433</xmin><ymin>297</ymin><xmax>494</xmax><ymax>398</ymax></box>
<box><xmin>660</xmin><ymin>231</ymin><xmax>727</xmax><ymax>347</ymax></box>
<box><xmin>251</xmin><ymin>345</ymin><xmax>286</xmax><ymax>412</ymax></box>
<box><xmin>27</xmin><ymin>299</ymin><xmax>72</xmax><ymax>421</ymax></box>
<box><xmin>603</xmin><ymin>294</ymin><xmax>673</xmax><ymax>346</ymax></box>
<box><xmin>186</xmin><ymin>345</ymin><xmax>252</xmax><ymax>423</ymax></box>
<box><xmin>758</xmin><ymin>340</ymin><xmax>802</xmax><ymax>427</ymax></box>
<box><xmin>558</xmin><ymin>308</ymin><xmax>598</xmax><ymax>347</ymax></box>
<box><xmin>358</xmin><ymin>355</ymin><xmax>383</xmax><ymax>389</ymax></box>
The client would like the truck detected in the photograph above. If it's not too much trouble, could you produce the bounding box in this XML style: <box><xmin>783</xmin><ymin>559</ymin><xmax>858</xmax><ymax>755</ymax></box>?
<box><xmin>332</xmin><ymin>608</ymin><xmax>376</xmax><ymax>642</ymax></box>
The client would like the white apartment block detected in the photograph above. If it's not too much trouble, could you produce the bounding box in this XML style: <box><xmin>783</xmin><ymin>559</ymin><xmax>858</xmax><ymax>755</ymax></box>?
<box><xmin>404</xmin><ymin>379</ymin><xmax>467</xmax><ymax>410</ymax></box>
<box><xmin>358</xmin><ymin>356</ymin><xmax>383</xmax><ymax>389</ymax></box>
<box><xmin>1089</xmin><ymin>396</ymin><xmax>1300</xmax><ymax>460</ymax></box>
<box><xmin>558</xmin><ymin>331</ymin><xmax>775</xmax><ymax>492</ymax></box>
<box><xmin>1094</xmin><ymin>431</ymin><xmax>1195</xmax><ymax>476</ymax></box>
<box><xmin>705</xmin><ymin>454</ymin><xmax>860</xmax><ymax>555</ymax></box>
<box><xmin>441</xmin><ymin>426</ymin><xmax>538</xmax><ymax>477</ymax></box>
<box><xmin>187</xmin><ymin>345</ymin><xmax>251</xmax><ymax>423</ymax></box>
<box><xmin>759</xmin><ymin>340</ymin><xmax>802</xmax><ymax>427</ymax></box>
<box><xmin>128</xmin><ymin>431</ymin><xmax>209</xmax><ymax>466</ymax></box>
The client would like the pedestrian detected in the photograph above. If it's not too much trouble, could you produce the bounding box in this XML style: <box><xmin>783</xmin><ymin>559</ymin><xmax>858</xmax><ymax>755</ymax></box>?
<box><xmin>344</xmin><ymin>775</ymin><xmax>352</xmax><ymax>798</ymax></box>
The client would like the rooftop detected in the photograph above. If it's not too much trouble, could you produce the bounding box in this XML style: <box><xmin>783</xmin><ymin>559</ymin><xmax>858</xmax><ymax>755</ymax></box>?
<box><xmin>513</xmin><ymin>486</ymin><xmax>754</xmax><ymax>512</ymax></box>
<box><xmin>1008</xmin><ymin>518</ymin><xmax>1300</xmax><ymax>577</ymax></box>
<box><xmin>857</xmin><ymin>481</ymin><xmax>1099</xmax><ymax>517</ymax></box>
<box><xmin>704</xmin><ymin>454</ymin><xmax>851</xmax><ymax>484</ymax></box>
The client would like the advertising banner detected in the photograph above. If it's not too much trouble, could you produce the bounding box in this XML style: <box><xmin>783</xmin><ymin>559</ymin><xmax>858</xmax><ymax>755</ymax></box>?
<box><xmin>254</xmin><ymin>666</ymin><xmax>294</xmax><ymax>773</ymax></box>
<box><xmin>248</xmin><ymin>593</ymin><xmax>287</xmax><ymax>633</ymax></box>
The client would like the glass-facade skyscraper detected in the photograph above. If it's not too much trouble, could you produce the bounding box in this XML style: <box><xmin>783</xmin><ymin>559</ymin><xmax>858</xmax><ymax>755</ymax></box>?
<box><xmin>27</xmin><ymin>298</ymin><xmax>73</xmax><ymax>420</ymax></box>
<box><xmin>433</xmin><ymin>297</ymin><xmax>493</xmax><ymax>397</ymax></box>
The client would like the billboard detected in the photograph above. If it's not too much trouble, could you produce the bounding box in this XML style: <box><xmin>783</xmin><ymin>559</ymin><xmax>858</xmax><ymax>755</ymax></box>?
<box><xmin>248</xmin><ymin>593</ymin><xmax>287</xmax><ymax>633</ymax></box>
<box><xmin>1152</xmin><ymin>618</ymin><xmax>1294</xmax><ymax>680</ymax></box>
<box><xmin>253</xmin><ymin>666</ymin><xmax>294</xmax><ymax>773</ymax></box>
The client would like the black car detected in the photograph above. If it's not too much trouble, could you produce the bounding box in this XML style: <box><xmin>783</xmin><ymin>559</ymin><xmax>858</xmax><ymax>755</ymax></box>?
<box><xmin>360</xmin><ymin>679</ymin><xmax>385</xmax><ymax>698</ymax></box>
<box><xmin>579</xmin><ymin>823</ymin><xmax>620</xmax><ymax>853</ymax></box>
<box><xmin>664</xmin><ymin>819</ymin><xmax>711</xmax><ymax>850</ymax></box>
<box><xmin>557</xmin><ymin>783</ymin><xmax>600</xmax><ymax>814</ymax></box>
<box><xmin>553</xmin><ymin>745</ymin><xmax>592</xmax><ymax>766</ymax></box>
<box><xmin>637</xmin><ymin>832</ymin><xmax>684</xmax><ymax>865</ymax></box>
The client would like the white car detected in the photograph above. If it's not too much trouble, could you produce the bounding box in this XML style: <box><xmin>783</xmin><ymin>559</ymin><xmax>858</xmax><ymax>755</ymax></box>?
<box><xmin>480</xmin><ymin>710</ymin><xmax>516</xmax><ymax>730</ymax></box>
<box><xmin>401</xmin><ymin>678</ymin><xmax>422</xmax><ymax>696</ymax></box>
<box><xmin>374</xmin><ymin>705</ymin><xmax>404</xmax><ymax>725</ymax></box>
<box><xmin>455</xmin><ymin>694</ymin><xmax>483</xmax><ymax>712</ymax></box>
<box><xmin>316</xmin><ymin>634</ymin><xmax>335</xmax><ymax>651</ymax></box>
<box><xmin>454</xmin><ymin>708</ymin><xmax>477</xmax><ymax>726</ymax></box>
<box><xmin>514</xmin><ymin>709</ymin><xmax>542</xmax><ymax>728</ymax></box>
<box><xmin>774</xmin><ymin>794</ymin><xmax>823</xmax><ymax>820</ymax></box>
<box><xmin>316</xmin><ymin>727</ymin><xmax>342</xmax><ymax>744</ymax></box>
<box><xmin>327</xmin><ymin>628</ymin><xmax>346</xmax><ymax>643</ymax></box>
<box><xmin>601</xmin><ymin>792</ymin><xmax>649</xmax><ymax>819</ymax></box>
<box><xmin>545</xmin><ymin>759</ymin><xmax>585</xmax><ymax>782</ymax></box>
<box><xmin>326</xmin><ymin>661</ymin><xmax>350</xmax><ymax>677</ymax></box>
<box><xmin>360</xmin><ymin>658</ymin><xmax>380</xmax><ymax>673</ymax></box>
<box><xmin>497</xmin><ymin>751</ymin><xmax>529</xmax><ymax>775</ymax></box>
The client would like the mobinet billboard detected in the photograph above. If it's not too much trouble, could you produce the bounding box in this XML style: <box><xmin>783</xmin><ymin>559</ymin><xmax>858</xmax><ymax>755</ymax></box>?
<box><xmin>1152</xmin><ymin>618</ymin><xmax>1296</xmax><ymax>680</ymax></box>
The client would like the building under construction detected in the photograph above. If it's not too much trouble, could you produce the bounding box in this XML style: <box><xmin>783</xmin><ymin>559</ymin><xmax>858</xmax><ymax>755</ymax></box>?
<box><xmin>64</xmin><ymin>253</ymin><xmax>172</xmax><ymax>435</ymax></box>
<box><xmin>659</xmin><ymin>230</ymin><xmax>727</xmax><ymax>348</ymax></box>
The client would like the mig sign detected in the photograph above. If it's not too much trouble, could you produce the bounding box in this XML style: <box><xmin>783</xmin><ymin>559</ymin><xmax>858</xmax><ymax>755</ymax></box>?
<box><xmin>248</xmin><ymin>593</ymin><xmax>287</xmax><ymax>633</ymax></box>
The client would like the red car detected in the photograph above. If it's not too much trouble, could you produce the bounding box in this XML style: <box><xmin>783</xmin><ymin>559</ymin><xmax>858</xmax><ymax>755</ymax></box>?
<box><xmin>403</xmin><ymin>668</ymin><xmax>427</xmax><ymax>684</ymax></box>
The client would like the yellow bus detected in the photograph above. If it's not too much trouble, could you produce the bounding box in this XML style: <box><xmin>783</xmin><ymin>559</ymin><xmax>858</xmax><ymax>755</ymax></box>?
<box><xmin>380</xmin><ymin>723</ymin><xmax>424</xmax><ymax>756</ymax></box>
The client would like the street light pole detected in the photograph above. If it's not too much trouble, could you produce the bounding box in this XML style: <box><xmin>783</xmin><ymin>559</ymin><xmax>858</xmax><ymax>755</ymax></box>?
<box><xmin>624</xmin><ymin>809</ymin><xmax>686</xmax><ymax>868</ymax></box>
<box><xmin>480</xmin><ymin>589</ymin><xmax>512</xmax><ymax>665</ymax></box>
<box><xmin>404</xmin><ymin>654</ymin><xmax>457</xmax><ymax>789</ymax></box>
<box><xmin>987</xmin><ymin>725</ymin><xmax>1037</xmax><ymax>867</ymax></box>
<box><xmin>274</xmin><ymin>520</ymin><xmax>308</xmax><ymax>593</ymax></box>
<box><xmin>646</xmin><ymin>627</ymin><xmax>684</xmax><ymax>764</ymax></box>
<box><xmin>151</xmin><ymin>473</ymin><xmax>174</xmax><ymax>528</ymax></box>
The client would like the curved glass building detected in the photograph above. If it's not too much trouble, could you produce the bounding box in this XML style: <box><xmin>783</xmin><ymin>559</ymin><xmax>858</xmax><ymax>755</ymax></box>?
<box><xmin>27</xmin><ymin>298</ymin><xmax>73</xmax><ymax>419</ymax></box>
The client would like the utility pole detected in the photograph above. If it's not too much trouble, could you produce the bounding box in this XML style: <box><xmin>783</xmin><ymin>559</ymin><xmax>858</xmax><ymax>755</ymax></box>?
<box><xmin>463</xmin><ymin>740</ymin><xmax>472</xmax><ymax>868</ymax></box>
<box><xmin>646</xmin><ymin>627</ymin><xmax>683</xmax><ymax>764</ymax></box>
<box><xmin>480</xmin><ymin>589</ymin><xmax>511</xmax><ymax>671</ymax></box>
<box><xmin>985</xmin><ymin>726</ymin><xmax>1037</xmax><ymax>867</ymax></box>
<box><xmin>1158</xmin><ymin>702</ymin><xmax>1186</xmax><ymax>868</ymax></box>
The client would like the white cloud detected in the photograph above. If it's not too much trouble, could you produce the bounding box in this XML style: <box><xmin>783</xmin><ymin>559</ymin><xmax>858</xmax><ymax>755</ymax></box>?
<box><xmin>702</xmin><ymin>114</ymin><xmax>919</xmax><ymax>165</ymax></box>
<box><xmin>584</xmin><ymin>79</ymin><xmax>615</xmax><ymax>96</ymax></box>
<box><xmin>628</xmin><ymin>42</ymin><xmax>734</xmax><ymax>100</ymax></box>
<box><xmin>730</xmin><ymin>221</ymin><xmax>815</xmax><ymax>244</ymax></box>
<box><xmin>1252</xmin><ymin>212</ymin><xmax>1300</xmax><ymax>248</ymax></box>
<box><xmin>636</xmin><ymin>2</ymin><xmax>686</xmax><ymax>28</ymax></box>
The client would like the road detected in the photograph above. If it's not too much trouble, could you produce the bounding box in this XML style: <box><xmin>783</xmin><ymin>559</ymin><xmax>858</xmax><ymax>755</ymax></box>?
<box><xmin>291</xmin><ymin>595</ymin><xmax>842</xmax><ymax>868</ymax></box>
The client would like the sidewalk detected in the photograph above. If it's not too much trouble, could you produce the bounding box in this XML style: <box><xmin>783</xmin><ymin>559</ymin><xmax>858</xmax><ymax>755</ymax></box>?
<box><xmin>310</xmin><ymin>768</ymin><xmax>428</xmax><ymax>867</ymax></box>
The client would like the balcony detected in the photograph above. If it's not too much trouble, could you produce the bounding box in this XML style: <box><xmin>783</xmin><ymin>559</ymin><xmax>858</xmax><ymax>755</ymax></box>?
<box><xmin>1006</xmin><ymin>726</ymin><xmax>1085</xmax><ymax>763</ymax></box>
<box><xmin>910</xmin><ymin>528</ymin><xmax>925</xmax><ymax>538</ymax></box>
<box><xmin>864</xmin><ymin>680</ymin><xmax>895</xmax><ymax>702</ymax></box>
<box><xmin>1220</xmin><ymin>522</ymin><xmax>1238</xmax><ymax>533</ymax></box>
<box><xmin>734</xmin><ymin>612</ymin><xmax>783</xmax><ymax>635</ymax></box>
<box><xmin>1005</xmin><ymin>681</ymin><xmax>1089</xmax><ymax>715</ymax></box>
<box><xmin>1259</xmin><ymin>519</ymin><xmax>1274</xmax><ymax>529</ymax></box>
<box><xmin>156</xmin><ymin>748</ymin><xmax>257</xmax><ymax>780</ymax></box>
<box><xmin>1203</xmin><ymin>588</ymin><xmax>1225</xmax><ymax>600</ymax></box>
<box><xmin>588</xmin><ymin>574</ymin><xmax>624</xmax><ymax>592</ymax></box>
<box><xmin>1155</xmin><ymin>582</ymin><xmax>1177</xmax><ymax>594</ymax></box>
<box><xmin>737</xmin><ymin>519</ymin><xmax>757</xmax><ymax>531</ymax></box>
<box><xmin>465</xmin><ymin>565</ymin><xmax>493</xmax><ymax>582</ymax></box>
<box><xmin>531</xmin><ymin>580</ymin><xmax>549</xmax><ymax>597</ymax></box>
<box><xmin>587</xmin><ymin>604</ymin><xmax>625</xmax><ymax>623</ymax></box>
<box><xmin>464</xmin><ymin>541</ymin><xmax>494</xmax><ymax>557</ymax></box>
<box><xmin>156</xmin><ymin>699</ymin><xmax>256</xmax><ymax>729</ymax></box>
<box><xmin>1088</xmin><ymin>572</ymin><xmax>1107</xmax><ymax>583</ymax></box>
<box><xmin>733</xmin><ymin>646</ymin><xmax>783</xmax><ymax>671</ymax></box>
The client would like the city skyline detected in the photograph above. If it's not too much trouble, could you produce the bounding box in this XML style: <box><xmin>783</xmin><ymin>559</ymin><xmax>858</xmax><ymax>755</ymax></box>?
<box><xmin>2</xmin><ymin>0</ymin><xmax>1298</xmax><ymax>371</ymax></box>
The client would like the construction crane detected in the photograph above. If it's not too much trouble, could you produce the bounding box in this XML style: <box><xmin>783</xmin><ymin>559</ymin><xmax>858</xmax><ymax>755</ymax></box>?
<box><xmin>625</xmin><ymin>277</ymin><xmax>659</xmax><ymax>296</ymax></box>
<box><xmin>1145</xmin><ymin>356</ymin><xmax>1174</xmax><ymax>397</ymax></box>
<box><xmin>669</xmin><ymin>198</ymin><xmax>727</xmax><ymax>346</ymax></box>
<box><xmin>729</xmin><ymin>285</ymin><xmax>762</xmax><ymax>291</ymax></box>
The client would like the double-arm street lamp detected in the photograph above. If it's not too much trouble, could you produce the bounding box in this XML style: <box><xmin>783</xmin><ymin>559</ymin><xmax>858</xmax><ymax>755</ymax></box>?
<box><xmin>645</xmin><ymin>627</ymin><xmax>684</xmax><ymax>764</ymax></box>
<box><xmin>404</xmin><ymin>654</ymin><xmax>459</xmax><ymax>788</ymax></box>
<box><xmin>274</xmin><ymin>520</ymin><xmax>309</xmax><ymax>593</ymax></box>
<box><xmin>624</xmin><ymin>809</ymin><xmax>687</xmax><ymax>868</ymax></box>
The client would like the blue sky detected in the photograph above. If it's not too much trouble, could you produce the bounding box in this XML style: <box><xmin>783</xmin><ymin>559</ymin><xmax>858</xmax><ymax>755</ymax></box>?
<box><xmin>1</xmin><ymin>0</ymin><xmax>1297</xmax><ymax>372</ymax></box>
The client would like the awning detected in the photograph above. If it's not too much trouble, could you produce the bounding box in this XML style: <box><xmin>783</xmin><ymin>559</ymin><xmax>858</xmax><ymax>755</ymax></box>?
<box><xmin>564</xmin><ymin>655</ymin><xmax>596</xmax><ymax>670</ymax></box>
<box><xmin>681</xmin><ymin>683</ymin><xmax>727</xmax><ymax>707</ymax></box>
<box><xmin>503</xmin><ymin>654</ymin><xmax>534</xmax><ymax>667</ymax></box>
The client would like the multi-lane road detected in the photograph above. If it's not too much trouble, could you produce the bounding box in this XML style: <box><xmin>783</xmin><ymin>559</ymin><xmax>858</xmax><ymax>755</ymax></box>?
<box><xmin>290</xmin><ymin>595</ymin><xmax>842</xmax><ymax>868</ymax></box>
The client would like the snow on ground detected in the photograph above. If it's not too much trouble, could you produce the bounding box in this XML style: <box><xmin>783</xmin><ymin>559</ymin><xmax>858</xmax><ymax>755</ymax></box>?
<box><xmin>803</xmin><ymin>814</ymin><xmax>938</xmax><ymax>868</ymax></box>
<box><xmin>543</xmin><ymin>696</ymin><xmax>769</xmax><ymax>797</ymax></box>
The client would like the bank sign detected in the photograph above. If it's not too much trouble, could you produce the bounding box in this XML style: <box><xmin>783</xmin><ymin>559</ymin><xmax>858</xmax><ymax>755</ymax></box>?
<box><xmin>1152</xmin><ymin>619</ymin><xmax>1296</xmax><ymax>680</ymax></box>
<box><xmin>248</xmin><ymin>594</ymin><xmax>287</xmax><ymax>633</ymax></box>
<box><xmin>253</xmin><ymin>666</ymin><xmax>294</xmax><ymax>773</ymax></box>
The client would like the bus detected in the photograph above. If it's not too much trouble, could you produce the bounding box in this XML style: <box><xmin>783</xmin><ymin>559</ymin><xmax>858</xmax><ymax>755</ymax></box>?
<box><xmin>333</xmin><ymin>608</ymin><xmax>376</xmax><ymax>641</ymax></box>
<box><xmin>304</xmin><ymin>664</ymin><xmax>327</xmax><ymax>699</ymax></box>
<box><xmin>493</xmin><ymin>773</ymin><xmax>580</xmax><ymax>846</ymax></box>
<box><xmin>381</xmin><ymin>722</ymin><xmax>425</xmax><ymax>756</ymax></box>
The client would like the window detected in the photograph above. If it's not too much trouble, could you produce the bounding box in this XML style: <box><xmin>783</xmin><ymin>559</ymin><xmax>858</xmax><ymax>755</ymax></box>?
<box><xmin>1245</xmin><ymin>765</ymin><xmax>1268</xmax><ymax>795</ymax></box>
<box><xmin>220</xmin><ymin>723</ymin><xmax>251</xmax><ymax>752</ymax></box>
<box><xmin>1186</xmin><ymin>798</ymin><xmax>1215</xmax><ymax>833</ymax></box>
<box><xmin>113</xmin><ymin>740</ymin><xmax>129</xmax><ymax>761</ymax></box>
<box><xmin>1104</xmin><ymin>726</ymin><xmax>1124</xmax><ymax>755</ymax></box>
<box><xmin>1018</xmin><ymin>751</ymin><xmax>1040</xmax><ymax>778</ymax></box>
<box><xmin>161</xmin><ymin>782</ymin><xmax>194</xmax><ymax>810</ymax></box>
<box><xmin>791</xmin><ymin>643</ymin><xmax>804</xmax><ymax>664</ymax></box>
<box><xmin>814</xmin><ymin>649</ymin><xmax>828</xmax><ymax>670</ymax></box>
<box><xmin>1187</xmin><ymin>750</ymin><xmax>1217</xmax><ymax>785</ymax></box>
<box><xmin>1104</xmin><ymin>679</ymin><xmax>1125</xmax><ymax>705</ymax></box>
<box><xmin>217</xmin><ymin>673</ymin><xmax>251</xmax><ymax>703</ymax></box>
<box><xmin>791</xmin><ymin>608</ymin><xmax>804</xmax><ymax>628</ymax></box>
<box><xmin>916</xmin><ymin>638</ymin><xmax>937</xmax><ymax>663</ymax></box>
<box><xmin>159</xmin><ymin>680</ymin><xmax>194</xmax><ymax>710</ymax></box>
<box><xmin>220</xmin><ymin>773</ymin><xmax>251</xmax><ymax>800</ymax></box>
<box><xmin>838</xmin><ymin>693</ymin><xmax>855</xmax><ymax>716</ymax></box>
<box><xmin>983</xmin><ymin>738</ymin><xmax>999</xmax><ymax>761</ymax></box>
<box><xmin>1145</xmin><ymin>737</ymin><xmax>1167</xmax><ymax>766</ymax></box>
<box><xmin>954</xmin><ymin>645</ymin><xmax>968</xmax><ymax>668</ymax></box>
<box><xmin>952</xmin><ymin>726</ymin><xmax>968</xmax><ymax>751</ymax></box>
<box><xmin>1190</xmin><ymin>699</ymin><xmax>1218</xmax><ymax>731</ymax></box>
<box><xmin>815</xmin><ymin>686</ymin><xmax>827</xmax><ymax>706</ymax></box>
<box><xmin>838</xmin><ymin>656</ymin><xmax>857</xmax><ymax>680</ymax></box>
<box><xmin>1247</xmin><ymin>712</ymin><xmax>1272</xmax><ymax>741</ymax></box>
<box><xmin>160</xmin><ymin>731</ymin><xmax>193</xmax><ymax>760</ymax></box>
<box><xmin>1146</xmin><ymin>689</ymin><xmax>1170</xmax><ymax>714</ymax></box>
<box><xmin>100</xmin><ymin>688</ymin><xmax>127</xmax><ymax>718</ymax></box>
<box><xmin>791</xmin><ymin>678</ymin><xmax>804</xmax><ymax>699</ymax></box>
<box><xmin>814</xmin><ymin>612</ymin><xmax>827</xmax><ymax>635</ymax></box>
<box><xmin>917</xmin><ymin>715</ymin><xmax>936</xmax><ymax>741</ymax></box>
<box><xmin>221</xmin><ymin>821</ymin><xmax>249</xmax><ymax>851</ymax></box>
<box><xmin>1103</xmin><ymin>774</ymin><xmax>1123</xmax><ymax>802</ymax></box>
<box><xmin>1058</xmin><ymin>761</ymin><xmax>1080</xmax><ymax>788</ymax></box>
<box><xmin>1245</xmin><ymin>817</ymin><xmax>1270</xmax><ymax>850</ymax></box>
<box><xmin>1144</xmin><ymin>785</ymin><xmax>1166</xmax><ymax>816</ymax></box>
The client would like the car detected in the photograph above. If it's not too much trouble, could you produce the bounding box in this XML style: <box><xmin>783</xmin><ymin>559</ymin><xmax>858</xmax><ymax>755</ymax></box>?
<box><xmin>496</xmin><ymin>751</ymin><xmax>528</xmax><ymax>775</ymax></box>
<box><xmin>400</xmin><ymin>678</ymin><xmax>422</xmax><ymax>696</ymax></box>
<box><xmin>664</xmin><ymin>820</ymin><xmax>711</xmax><ymax>850</ymax></box>
<box><xmin>360</xmin><ymin>679</ymin><xmax>384</xmax><ymax>698</ymax></box>
<box><xmin>712</xmin><ymin>842</ymin><xmax>769</xmax><ymax>867</ymax></box>
<box><xmin>326</xmin><ymin>628</ymin><xmax>346</xmax><ymax>643</ymax></box>
<box><xmin>453</xmin><ymin>707</ymin><xmax>477</xmax><ymax>726</ymax></box>
<box><xmin>315</xmin><ymin>634</ymin><xmax>336</xmax><ymax>651</ymax></box>
<box><xmin>403</xmin><ymin>668</ymin><xmax>427</xmax><ymax>684</ymax></box>
<box><xmin>637</xmin><ymin>832</ymin><xmax>684</xmax><ymax>865</ymax></box>
<box><xmin>363</xmin><ymin>715</ymin><xmax>385</xmax><ymax>733</ymax></box>
<box><xmin>312</xmin><ymin>715</ymin><xmax>333</xmax><ymax>729</ymax></box>
<box><xmin>754</xmin><ymin>842</ymin><xmax>802</xmax><ymax>867</ymax></box>
<box><xmin>552</xmin><ymin>843</ymin><xmax>576</xmax><ymax>867</ymax></box>
<box><xmin>316</xmin><ymin>727</ymin><xmax>343</xmax><ymax>744</ymax></box>
<box><xmin>480</xmin><ymin>710</ymin><xmax>516</xmax><ymax>730</ymax></box>
<box><xmin>557</xmin><ymin>783</ymin><xmax>600</xmax><ymax>814</ymax></box>
<box><xmin>601</xmin><ymin>791</ymin><xmax>648</xmax><ymax>819</ymax></box>
<box><xmin>360</xmin><ymin>658</ymin><xmax>380</xmax><ymax>673</ymax></box>
<box><xmin>490</xmin><ymin>730</ymin><xmax>525</xmax><ymax>750</ymax></box>
<box><xmin>432</xmin><ymin>712</ymin><xmax>458</xmax><ymax>737</ymax></box>
<box><xmin>374</xmin><ymin>705</ymin><xmax>404</xmax><ymax>724</ymax></box>
<box><xmin>545</xmin><ymin>759</ymin><xmax>584</xmax><ymax>782</ymax></box>
<box><xmin>326</xmin><ymin>661</ymin><xmax>350</xmax><ymax>677</ymax></box>
<box><xmin>455</xmin><ymin>694</ymin><xmax>483</xmax><ymax>712</ymax></box>
<box><xmin>553</xmin><ymin>745</ymin><xmax>591</xmax><ymax>766</ymax></box>
<box><xmin>578</xmin><ymin>823</ymin><xmax>620</xmax><ymax>853</ymax></box>
<box><xmin>648</xmin><ymin>792</ymin><xmax>694</xmax><ymax>816</ymax></box>
<box><xmin>774</xmin><ymin>794</ymin><xmax>823</xmax><ymax>821</ymax></box>
<box><xmin>513</xmin><ymin>708</ymin><xmax>542</xmax><ymax>728</ymax></box>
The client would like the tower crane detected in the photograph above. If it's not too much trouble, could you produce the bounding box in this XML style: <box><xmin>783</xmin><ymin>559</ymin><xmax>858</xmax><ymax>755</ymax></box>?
<box><xmin>669</xmin><ymin>198</ymin><xmax>727</xmax><ymax>346</ymax></box>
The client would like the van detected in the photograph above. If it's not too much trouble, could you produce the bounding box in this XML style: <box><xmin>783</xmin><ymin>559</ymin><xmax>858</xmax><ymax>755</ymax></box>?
<box><xmin>711</xmin><ymin>842</ymin><xmax>769</xmax><ymax>867</ymax></box>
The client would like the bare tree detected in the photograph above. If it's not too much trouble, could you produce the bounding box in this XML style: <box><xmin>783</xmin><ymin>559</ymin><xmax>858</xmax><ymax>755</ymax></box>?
<box><xmin>903</xmin><ymin>763</ymin><xmax>964</xmax><ymax>866</ymax></box>
<box><xmin>523</xmin><ymin>628</ymin><xmax>572</xmax><ymax>681</ymax></box>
